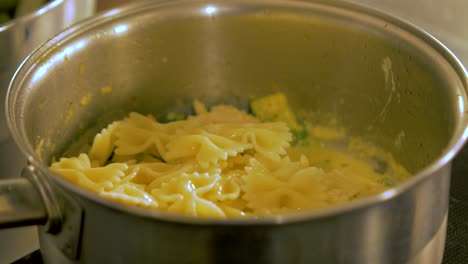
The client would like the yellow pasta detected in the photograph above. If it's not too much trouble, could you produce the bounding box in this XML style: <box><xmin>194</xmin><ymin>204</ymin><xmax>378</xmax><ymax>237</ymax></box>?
<box><xmin>50</xmin><ymin>154</ymin><xmax>128</xmax><ymax>192</ymax></box>
<box><xmin>50</xmin><ymin>97</ymin><xmax>410</xmax><ymax>218</ymax></box>
<box><xmin>88</xmin><ymin>122</ymin><xmax>118</xmax><ymax>167</ymax></box>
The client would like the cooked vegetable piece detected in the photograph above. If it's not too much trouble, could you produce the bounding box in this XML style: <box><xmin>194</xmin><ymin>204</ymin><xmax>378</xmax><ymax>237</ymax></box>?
<box><xmin>250</xmin><ymin>92</ymin><xmax>308</xmax><ymax>144</ymax></box>
<box><xmin>250</xmin><ymin>93</ymin><xmax>299</xmax><ymax>128</ymax></box>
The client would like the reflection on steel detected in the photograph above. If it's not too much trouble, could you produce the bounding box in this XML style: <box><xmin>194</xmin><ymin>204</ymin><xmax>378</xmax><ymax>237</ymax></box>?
<box><xmin>113</xmin><ymin>24</ymin><xmax>129</xmax><ymax>35</ymax></box>
<box><xmin>32</xmin><ymin>39</ymin><xmax>89</xmax><ymax>83</ymax></box>
<box><xmin>203</xmin><ymin>5</ymin><xmax>217</xmax><ymax>16</ymax></box>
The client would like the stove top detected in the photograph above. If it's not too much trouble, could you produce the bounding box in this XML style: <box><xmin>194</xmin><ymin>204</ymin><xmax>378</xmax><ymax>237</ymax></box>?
<box><xmin>443</xmin><ymin>145</ymin><xmax>468</xmax><ymax>263</ymax></box>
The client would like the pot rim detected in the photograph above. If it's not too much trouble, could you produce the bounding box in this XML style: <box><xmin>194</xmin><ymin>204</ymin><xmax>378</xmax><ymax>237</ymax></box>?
<box><xmin>0</xmin><ymin>0</ymin><xmax>66</xmax><ymax>32</ymax></box>
<box><xmin>6</xmin><ymin>0</ymin><xmax>468</xmax><ymax>225</ymax></box>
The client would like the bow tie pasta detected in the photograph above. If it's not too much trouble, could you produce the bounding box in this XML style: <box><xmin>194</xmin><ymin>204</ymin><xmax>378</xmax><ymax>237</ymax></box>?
<box><xmin>50</xmin><ymin>94</ymin><xmax>410</xmax><ymax>218</ymax></box>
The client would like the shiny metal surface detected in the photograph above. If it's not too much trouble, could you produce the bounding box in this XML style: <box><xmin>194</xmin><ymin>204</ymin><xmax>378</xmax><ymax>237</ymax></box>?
<box><xmin>21</xmin><ymin>165</ymin><xmax>62</xmax><ymax>234</ymax></box>
<box><xmin>4</xmin><ymin>0</ymin><xmax>468</xmax><ymax>263</ymax></box>
<box><xmin>0</xmin><ymin>1</ymin><xmax>95</xmax><ymax>263</ymax></box>
<box><xmin>0</xmin><ymin>177</ymin><xmax>46</xmax><ymax>228</ymax></box>
<box><xmin>19</xmin><ymin>165</ymin><xmax>85</xmax><ymax>260</ymax></box>
<box><xmin>410</xmin><ymin>214</ymin><xmax>447</xmax><ymax>264</ymax></box>
<box><xmin>0</xmin><ymin>0</ymin><xmax>96</xmax><ymax>173</ymax></box>
<box><xmin>350</xmin><ymin>0</ymin><xmax>468</xmax><ymax>65</ymax></box>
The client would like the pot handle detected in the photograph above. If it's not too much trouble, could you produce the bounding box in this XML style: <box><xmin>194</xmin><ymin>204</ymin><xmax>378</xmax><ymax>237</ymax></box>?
<box><xmin>0</xmin><ymin>177</ymin><xmax>46</xmax><ymax>228</ymax></box>
<box><xmin>0</xmin><ymin>164</ymin><xmax>61</xmax><ymax>232</ymax></box>
<box><xmin>0</xmin><ymin>165</ymin><xmax>82</xmax><ymax>259</ymax></box>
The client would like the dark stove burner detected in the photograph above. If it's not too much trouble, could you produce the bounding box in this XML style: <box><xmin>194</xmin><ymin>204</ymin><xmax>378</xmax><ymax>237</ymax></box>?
<box><xmin>13</xmin><ymin>145</ymin><xmax>468</xmax><ymax>264</ymax></box>
<box><xmin>12</xmin><ymin>250</ymin><xmax>42</xmax><ymax>264</ymax></box>
<box><xmin>443</xmin><ymin>144</ymin><xmax>468</xmax><ymax>264</ymax></box>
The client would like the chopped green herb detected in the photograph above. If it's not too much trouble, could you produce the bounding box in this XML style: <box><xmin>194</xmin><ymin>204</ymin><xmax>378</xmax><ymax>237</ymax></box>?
<box><xmin>291</xmin><ymin>125</ymin><xmax>309</xmax><ymax>146</ymax></box>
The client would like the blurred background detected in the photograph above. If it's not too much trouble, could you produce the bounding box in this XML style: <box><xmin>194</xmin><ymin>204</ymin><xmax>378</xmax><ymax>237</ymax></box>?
<box><xmin>0</xmin><ymin>0</ymin><xmax>467</xmax><ymax>263</ymax></box>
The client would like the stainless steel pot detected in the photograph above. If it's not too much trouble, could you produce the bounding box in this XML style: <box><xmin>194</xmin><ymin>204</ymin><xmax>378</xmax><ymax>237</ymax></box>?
<box><xmin>1</xmin><ymin>0</ymin><xmax>467</xmax><ymax>263</ymax></box>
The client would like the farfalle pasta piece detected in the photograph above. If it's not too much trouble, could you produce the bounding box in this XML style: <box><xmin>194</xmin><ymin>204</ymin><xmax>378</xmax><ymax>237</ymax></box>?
<box><xmin>243</xmin><ymin>157</ymin><xmax>328</xmax><ymax>214</ymax></box>
<box><xmin>216</xmin><ymin>201</ymin><xmax>248</xmax><ymax>217</ymax></box>
<box><xmin>205</xmin><ymin>122</ymin><xmax>292</xmax><ymax>160</ymax></box>
<box><xmin>114</xmin><ymin>122</ymin><xmax>167</xmax><ymax>157</ymax></box>
<box><xmin>88</xmin><ymin>121</ymin><xmax>119</xmax><ymax>167</ymax></box>
<box><xmin>140</xmin><ymin>162</ymin><xmax>194</xmax><ymax>188</ymax></box>
<box><xmin>205</xmin><ymin>169</ymin><xmax>244</xmax><ymax>202</ymax></box>
<box><xmin>191</xmin><ymin>101</ymin><xmax>259</xmax><ymax>124</ymax></box>
<box><xmin>101</xmin><ymin>183</ymin><xmax>158</xmax><ymax>208</ymax></box>
<box><xmin>238</xmin><ymin>123</ymin><xmax>291</xmax><ymax>159</ymax></box>
<box><xmin>50</xmin><ymin>153</ymin><xmax>128</xmax><ymax>192</ymax></box>
<box><xmin>152</xmin><ymin>171</ymin><xmax>226</xmax><ymax>217</ymax></box>
<box><xmin>115</xmin><ymin>112</ymin><xmax>177</xmax><ymax>157</ymax></box>
<box><xmin>125</xmin><ymin>112</ymin><xmax>162</xmax><ymax>130</ymax></box>
<box><xmin>164</xmin><ymin>132</ymin><xmax>250</xmax><ymax>169</ymax></box>
<box><xmin>113</xmin><ymin>112</ymin><xmax>202</xmax><ymax>161</ymax></box>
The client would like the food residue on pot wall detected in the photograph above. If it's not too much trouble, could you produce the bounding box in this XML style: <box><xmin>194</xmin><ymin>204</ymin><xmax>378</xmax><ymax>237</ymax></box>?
<box><xmin>79</xmin><ymin>63</ymin><xmax>85</xmax><ymax>74</ymax></box>
<box><xmin>101</xmin><ymin>85</ymin><xmax>112</xmax><ymax>94</ymax></box>
<box><xmin>65</xmin><ymin>101</ymin><xmax>74</xmax><ymax>125</ymax></box>
<box><xmin>80</xmin><ymin>93</ymin><xmax>92</xmax><ymax>106</ymax></box>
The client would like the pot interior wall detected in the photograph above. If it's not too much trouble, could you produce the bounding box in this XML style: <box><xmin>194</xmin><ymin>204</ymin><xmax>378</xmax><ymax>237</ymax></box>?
<box><xmin>12</xmin><ymin>1</ymin><xmax>463</xmax><ymax>174</ymax></box>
